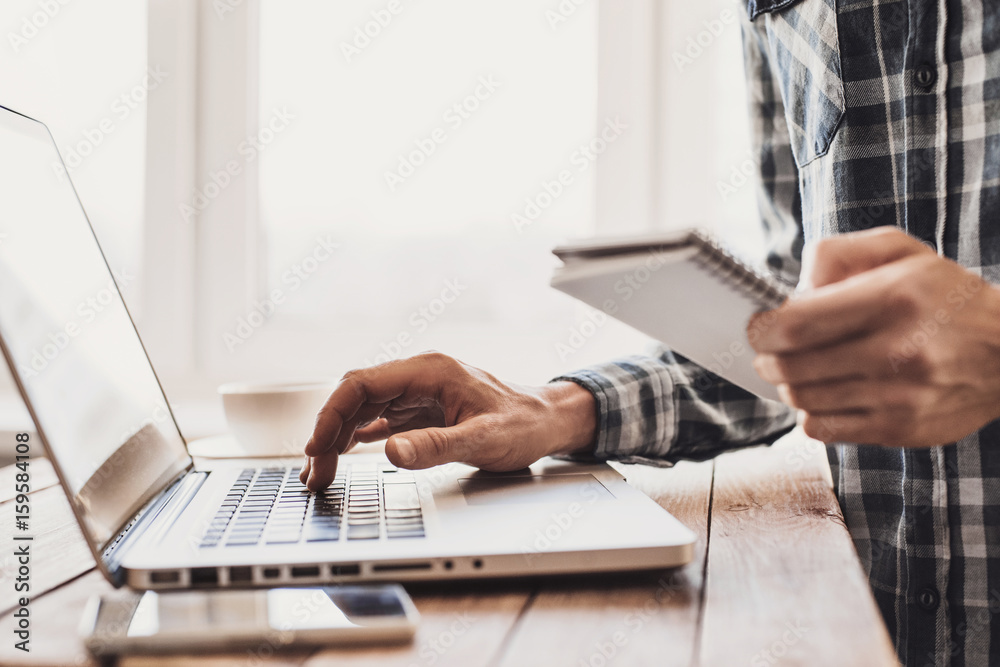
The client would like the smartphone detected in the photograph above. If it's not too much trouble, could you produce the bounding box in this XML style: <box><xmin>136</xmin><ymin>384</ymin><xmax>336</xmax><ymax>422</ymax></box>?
<box><xmin>79</xmin><ymin>585</ymin><xmax>419</xmax><ymax>656</ymax></box>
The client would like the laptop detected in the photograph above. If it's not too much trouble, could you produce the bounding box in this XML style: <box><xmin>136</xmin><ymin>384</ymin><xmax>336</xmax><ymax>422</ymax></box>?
<box><xmin>0</xmin><ymin>104</ymin><xmax>695</xmax><ymax>590</ymax></box>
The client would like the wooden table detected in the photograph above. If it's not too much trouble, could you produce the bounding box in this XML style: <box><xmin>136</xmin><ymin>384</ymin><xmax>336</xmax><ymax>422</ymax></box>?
<box><xmin>0</xmin><ymin>430</ymin><xmax>898</xmax><ymax>666</ymax></box>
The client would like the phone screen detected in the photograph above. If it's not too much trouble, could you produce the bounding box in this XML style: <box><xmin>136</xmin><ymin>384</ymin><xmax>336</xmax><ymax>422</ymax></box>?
<box><xmin>126</xmin><ymin>587</ymin><xmax>408</xmax><ymax>637</ymax></box>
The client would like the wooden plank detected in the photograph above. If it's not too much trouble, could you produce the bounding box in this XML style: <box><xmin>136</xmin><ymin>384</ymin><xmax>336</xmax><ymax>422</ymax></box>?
<box><xmin>0</xmin><ymin>458</ymin><xmax>59</xmax><ymax>503</ymax></box>
<box><xmin>0</xmin><ymin>485</ymin><xmax>95</xmax><ymax>617</ymax></box>
<box><xmin>0</xmin><ymin>569</ymin><xmax>106</xmax><ymax>667</ymax></box>
<box><xmin>699</xmin><ymin>431</ymin><xmax>899</xmax><ymax>666</ymax></box>
<box><xmin>495</xmin><ymin>459</ymin><xmax>714</xmax><ymax>667</ymax></box>
<box><xmin>0</xmin><ymin>567</ymin><xmax>532</xmax><ymax>667</ymax></box>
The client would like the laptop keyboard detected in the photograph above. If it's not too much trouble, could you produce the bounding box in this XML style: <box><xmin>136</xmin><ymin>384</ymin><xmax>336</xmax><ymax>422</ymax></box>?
<box><xmin>199</xmin><ymin>464</ymin><xmax>425</xmax><ymax>549</ymax></box>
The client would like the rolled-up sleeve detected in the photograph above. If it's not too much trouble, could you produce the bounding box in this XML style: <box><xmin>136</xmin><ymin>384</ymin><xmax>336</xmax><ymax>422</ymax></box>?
<box><xmin>553</xmin><ymin>346</ymin><xmax>797</xmax><ymax>466</ymax></box>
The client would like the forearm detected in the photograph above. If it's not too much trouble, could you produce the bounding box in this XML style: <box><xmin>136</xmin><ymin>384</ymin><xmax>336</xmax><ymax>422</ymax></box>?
<box><xmin>537</xmin><ymin>380</ymin><xmax>598</xmax><ymax>457</ymax></box>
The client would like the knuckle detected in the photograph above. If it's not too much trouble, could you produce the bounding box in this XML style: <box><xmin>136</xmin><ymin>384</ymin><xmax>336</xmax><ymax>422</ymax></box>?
<box><xmin>776</xmin><ymin>314</ymin><xmax>808</xmax><ymax>348</ymax></box>
<box><xmin>418</xmin><ymin>350</ymin><xmax>459</xmax><ymax>370</ymax></box>
<box><xmin>781</xmin><ymin>383</ymin><xmax>808</xmax><ymax>408</ymax></box>
<box><xmin>885</xmin><ymin>278</ymin><xmax>923</xmax><ymax>319</ymax></box>
<box><xmin>338</xmin><ymin>372</ymin><xmax>367</xmax><ymax>399</ymax></box>
<box><xmin>423</xmin><ymin>429</ymin><xmax>451</xmax><ymax>460</ymax></box>
<box><xmin>802</xmin><ymin>413</ymin><xmax>833</xmax><ymax>441</ymax></box>
<box><xmin>905</xmin><ymin>347</ymin><xmax>935</xmax><ymax>380</ymax></box>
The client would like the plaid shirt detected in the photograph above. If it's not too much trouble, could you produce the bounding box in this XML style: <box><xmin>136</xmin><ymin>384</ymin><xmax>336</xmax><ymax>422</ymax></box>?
<box><xmin>556</xmin><ymin>1</ymin><xmax>1000</xmax><ymax>665</ymax></box>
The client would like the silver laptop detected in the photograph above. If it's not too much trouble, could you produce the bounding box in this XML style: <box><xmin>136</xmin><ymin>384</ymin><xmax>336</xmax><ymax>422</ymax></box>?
<box><xmin>0</xmin><ymin>104</ymin><xmax>695</xmax><ymax>590</ymax></box>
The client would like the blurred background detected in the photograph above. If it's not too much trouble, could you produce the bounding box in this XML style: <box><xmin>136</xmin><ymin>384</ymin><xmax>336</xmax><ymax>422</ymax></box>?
<box><xmin>0</xmin><ymin>0</ymin><xmax>759</xmax><ymax>440</ymax></box>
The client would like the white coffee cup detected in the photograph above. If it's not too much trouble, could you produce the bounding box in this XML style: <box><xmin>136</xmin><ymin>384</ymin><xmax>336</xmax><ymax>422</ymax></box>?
<box><xmin>218</xmin><ymin>380</ymin><xmax>334</xmax><ymax>457</ymax></box>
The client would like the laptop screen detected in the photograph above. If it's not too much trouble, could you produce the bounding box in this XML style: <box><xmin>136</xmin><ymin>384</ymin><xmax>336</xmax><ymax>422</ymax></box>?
<box><xmin>0</xmin><ymin>107</ymin><xmax>191</xmax><ymax>549</ymax></box>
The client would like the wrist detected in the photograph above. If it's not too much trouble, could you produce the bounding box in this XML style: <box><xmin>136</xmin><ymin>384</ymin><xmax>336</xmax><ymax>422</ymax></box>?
<box><xmin>537</xmin><ymin>381</ymin><xmax>598</xmax><ymax>458</ymax></box>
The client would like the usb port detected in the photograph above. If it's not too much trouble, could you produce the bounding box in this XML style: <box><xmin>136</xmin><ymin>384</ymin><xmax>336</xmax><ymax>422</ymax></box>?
<box><xmin>190</xmin><ymin>567</ymin><xmax>218</xmax><ymax>586</ymax></box>
<box><xmin>229</xmin><ymin>566</ymin><xmax>253</xmax><ymax>583</ymax></box>
<box><xmin>150</xmin><ymin>570</ymin><xmax>180</xmax><ymax>585</ymax></box>
<box><xmin>290</xmin><ymin>565</ymin><xmax>320</xmax><ymax>578</ymax></box>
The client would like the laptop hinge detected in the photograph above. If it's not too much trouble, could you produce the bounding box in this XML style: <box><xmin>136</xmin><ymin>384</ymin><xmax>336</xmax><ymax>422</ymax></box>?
<box><xmin>102</xmin><ymin>470</ymin><xmax>207</xmax><ymax>582</ymax></box>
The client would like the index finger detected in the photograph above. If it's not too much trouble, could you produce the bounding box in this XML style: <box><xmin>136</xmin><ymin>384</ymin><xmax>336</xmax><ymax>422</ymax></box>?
<box><xmin>800</xmin><ymin>226</ymin><xmax>930</xmax><ymax>290</ymax></box>
<box><xmin>304</xmin><ymin>355</ymin><xmax>449</xmax><ymax>457</ymax></box>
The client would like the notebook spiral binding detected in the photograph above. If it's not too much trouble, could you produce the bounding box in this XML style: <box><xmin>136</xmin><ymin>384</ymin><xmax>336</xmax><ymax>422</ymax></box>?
<box><xmin>686</xmin><ymin>231</ymin><xmax>792</xmax><ymax>310</ymax></box>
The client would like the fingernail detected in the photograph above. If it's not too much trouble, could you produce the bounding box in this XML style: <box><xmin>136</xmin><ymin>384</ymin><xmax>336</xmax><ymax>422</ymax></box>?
<box><xmin>395</xmin><ymin>437</ymin><xmax>415</xmax><ymax>465</ymax></box>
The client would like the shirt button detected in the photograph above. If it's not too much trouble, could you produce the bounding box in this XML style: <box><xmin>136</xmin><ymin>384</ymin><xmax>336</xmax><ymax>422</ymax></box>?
<box><xmin>915</xmin><ymin>64</ymin><xmax>937</xmax><ymax>90</ymax></box>
<box><xmin>917</xmin><ymin>587</ymin><xmax>940</xmax><ymax>611</ymax></box>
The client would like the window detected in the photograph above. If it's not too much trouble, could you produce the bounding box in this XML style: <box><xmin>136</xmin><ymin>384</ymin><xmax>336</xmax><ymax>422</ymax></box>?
<box><xmin>0</xmin><ymin>0</ymin><xmax>147</xmax><ymax>403</ymax></box>
<box><xmin>0</xmin><ymin>0</ymin><xmax>147</xmax><ymax>308</ymax></box>
<box><xmin>203</xmin><ymin>0</ymin><xmax>654</xmax><ymax>385</ymax></box>
<box><xmin>0</xmin><ymin>1</ymin><xmax>762</xmax><ymax>404</ymax></box>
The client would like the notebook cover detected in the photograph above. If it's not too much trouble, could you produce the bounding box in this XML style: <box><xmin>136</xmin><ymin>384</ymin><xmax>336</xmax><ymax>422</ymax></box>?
<box><xmin>551</xmin><ymin>240</ymin><xmax>785</xmax><ymax>401</ymax></box>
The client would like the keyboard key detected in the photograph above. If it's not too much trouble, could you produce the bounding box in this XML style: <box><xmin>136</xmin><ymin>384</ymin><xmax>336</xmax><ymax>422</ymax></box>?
<box><xmin>347</xmin><ymin>524</ymin><xmax>380</xmax><ymax>540</ymax></box>
<box><xmin>348</xmin><ymin>516</ymin><xmax>380</xmax><ymax>525</ymax></box>
<box><xmin>386</xmin><ymin>530</ymin><xmax>425</xmax><ymax>539</ymax></box>
<box><xmin>347</xmin><ymin>501</ymin><xmax>380</xmax><ymax>509</ymax></box>
<box><xmin>386</xmin><ymin>517</ymin><xmax>424</xmax><ymax>527</ymax></box>
<box><xmin>305</xmin><ymin>529</ymin><xmax>341</xmax><ymax>542</ymax></box>
<box><xmin>384</xmin><ymin>485</ymin><xmax>420</xmax><ymax>510</ymax></box>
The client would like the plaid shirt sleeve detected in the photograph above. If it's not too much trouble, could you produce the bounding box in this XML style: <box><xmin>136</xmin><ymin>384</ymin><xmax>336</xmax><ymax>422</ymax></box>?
<box><xmin>551</xmin><ymin>15</ymin><xmax>805</xmax><ymax>467</ymax></box>
<box><xmin>553</xmin><ymin>348</ymin><xmax>796</xmax><ymax>467</ymax></box>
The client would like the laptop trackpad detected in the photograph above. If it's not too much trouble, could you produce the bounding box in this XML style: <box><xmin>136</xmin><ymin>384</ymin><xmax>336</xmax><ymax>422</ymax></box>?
<box><xmin>458</xmin><ymin>474</ymin><xmax>614</xmax><ymax>506</ymax></box>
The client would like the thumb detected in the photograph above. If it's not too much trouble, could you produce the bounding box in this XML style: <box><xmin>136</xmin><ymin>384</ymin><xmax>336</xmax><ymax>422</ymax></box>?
<box><xmin>800</xmin><ymin>227</ymin><xmax>931</xmax><ymax>290</ymax></box>
<box><xmin>386</xmin><ymin>422</ymin><xmax>482</xmax><ymax>470</ymax></box>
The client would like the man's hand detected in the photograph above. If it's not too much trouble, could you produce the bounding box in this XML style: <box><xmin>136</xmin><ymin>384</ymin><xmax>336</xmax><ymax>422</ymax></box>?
<box><xmin>749</xmin><ymin>227</ymin><xmax>1000</xmax><ymax>447</ymax></box>
<box><xmin>299</xmin><ymin>352</ymin><xmax>597</xmax><ymax>491</ymax></box>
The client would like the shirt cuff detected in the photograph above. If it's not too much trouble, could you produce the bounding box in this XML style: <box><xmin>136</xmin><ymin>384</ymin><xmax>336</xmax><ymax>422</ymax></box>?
<box><xmin>552</xmin><ymin>355</ymin><xmax>677</xmax><ymax>466</ymax></box>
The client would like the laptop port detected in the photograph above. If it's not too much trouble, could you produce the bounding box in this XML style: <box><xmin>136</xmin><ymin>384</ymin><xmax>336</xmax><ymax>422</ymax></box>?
<box><xmin>190</xmin><ymin>567</ymin><xmax>219</xmax><ymax>586</ymax></box>
<box><xmin>290</xmin><ymin>565</ymin><xmax>321</xmax><ymax>578</ymax></box>
<box><xmin>331</xmin><ymin>564</ymin><xmax>360</xmax><ymax>577</ymax></box>
<box><xmin>372</xmin><ymin>562</ymin><xmax>432</xmax><ymax>572</ymax></box>
<box><xmin>229</xmin><ymin>566</ymin><xmax>253</xmax><ymax>583</ymax></box>
<box><xmin>262</xmin><ymin>567</ymin><xmax>281</xmax><ymax>579</ymax></box>
<box><xmin>150</xmin><ymin>570</ymin><xmax>180</xmax><ymax>585</ymax></box>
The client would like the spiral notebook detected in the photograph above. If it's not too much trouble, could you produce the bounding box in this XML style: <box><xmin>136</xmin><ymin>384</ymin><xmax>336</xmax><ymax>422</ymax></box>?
<box><xmin>550</xmin><ymin>229</ymin><xmax>793</xmax><ymax>401</ymax></box>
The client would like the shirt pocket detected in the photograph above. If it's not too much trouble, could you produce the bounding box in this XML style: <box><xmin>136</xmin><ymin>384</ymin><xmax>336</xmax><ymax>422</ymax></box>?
<box><xmin>747</xmin><ymin>0</ymin><xmax>846</xmax><ymax>168</ymax></box>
